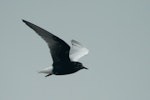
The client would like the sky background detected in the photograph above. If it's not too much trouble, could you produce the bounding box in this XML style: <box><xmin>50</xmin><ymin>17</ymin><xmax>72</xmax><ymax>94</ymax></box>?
<box><xmin>0</xmin><ymin>0</ymin><xmax>150</xmax><ymax>100</ymax></box>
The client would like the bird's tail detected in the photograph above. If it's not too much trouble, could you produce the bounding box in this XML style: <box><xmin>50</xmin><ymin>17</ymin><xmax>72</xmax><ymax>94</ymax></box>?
<box><xmin>38</xmin><ymin>66</ymin><xmax>53</xmax><ymax>74</ymax></box>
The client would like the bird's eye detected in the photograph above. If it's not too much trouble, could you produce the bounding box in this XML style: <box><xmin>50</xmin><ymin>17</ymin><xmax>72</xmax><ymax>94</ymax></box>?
<box><xmin>77</xmin><ymin>63</ymin><xmax>82</xmax><ymax>66</ymax></box>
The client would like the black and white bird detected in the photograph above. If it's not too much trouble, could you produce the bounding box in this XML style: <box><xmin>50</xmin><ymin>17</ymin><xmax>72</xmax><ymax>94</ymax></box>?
<box><xmin>22</xmin><ymin>20</ymin><xmax>89</xmax><ymax>77</ymax></box>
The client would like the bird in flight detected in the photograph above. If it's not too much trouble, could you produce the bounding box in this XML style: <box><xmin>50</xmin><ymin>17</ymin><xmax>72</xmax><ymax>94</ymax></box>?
<box><xmin>22</xmin><ymin>20</ymin><xmax>89</xmax><ymax>77</ymax></box>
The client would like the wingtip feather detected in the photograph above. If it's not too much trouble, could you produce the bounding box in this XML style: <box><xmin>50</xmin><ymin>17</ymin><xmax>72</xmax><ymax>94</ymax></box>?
<box><xmin>22</xmin><ymin>19</ymin><xmax>26</xmax><ymax>23</ymax></box>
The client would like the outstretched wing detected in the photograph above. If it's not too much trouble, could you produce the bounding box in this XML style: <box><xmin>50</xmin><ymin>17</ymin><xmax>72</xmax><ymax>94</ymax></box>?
<box><xmin>69</xmin><ymin>40</ymin><xmax>89</xmax><ymax>61</ymax></box>
<box><xmin>22</xmin><ymin>20</ymin><xmax>70</xmax><ymax>63</ymax></box>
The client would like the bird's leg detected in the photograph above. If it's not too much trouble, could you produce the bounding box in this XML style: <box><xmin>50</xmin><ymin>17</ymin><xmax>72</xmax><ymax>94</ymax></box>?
<box><xmin>45</xmin><ymin>73</ymin><xmax>52</xmax><ymax>77</ymax></box>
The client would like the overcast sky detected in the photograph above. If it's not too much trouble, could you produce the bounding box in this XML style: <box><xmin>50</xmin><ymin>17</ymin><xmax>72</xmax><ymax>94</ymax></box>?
<box><xmin>0</xmin><ymin>0</ymin><xmax>150</xmax><ymax>100</ymax></box>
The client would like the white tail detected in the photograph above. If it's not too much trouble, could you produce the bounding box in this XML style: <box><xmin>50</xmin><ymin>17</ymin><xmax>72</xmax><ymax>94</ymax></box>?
<box><xmin>38</xmin><ymin>66</ymin><xmax>53</xmax><ymax>74</ymax></box>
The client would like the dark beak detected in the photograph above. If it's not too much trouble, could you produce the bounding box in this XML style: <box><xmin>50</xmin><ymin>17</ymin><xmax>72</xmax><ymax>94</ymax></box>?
<box><xmin>83</xmin><ymin>66</ymin><xmax>88</xmax><ymax>70</ymax></box>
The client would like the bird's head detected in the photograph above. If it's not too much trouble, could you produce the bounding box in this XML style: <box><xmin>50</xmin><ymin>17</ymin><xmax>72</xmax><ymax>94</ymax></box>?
<box><xmin>74</xmin><ymin>62</ymin><xmax>88</xmax><ymax>70</ymax></box>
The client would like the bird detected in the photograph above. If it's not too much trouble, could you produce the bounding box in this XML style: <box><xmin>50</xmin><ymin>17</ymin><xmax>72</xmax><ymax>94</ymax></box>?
<box><xmin>22</xmin><ymin>20</ymin><xmax>89</xmax><ymax>77</ymax></box>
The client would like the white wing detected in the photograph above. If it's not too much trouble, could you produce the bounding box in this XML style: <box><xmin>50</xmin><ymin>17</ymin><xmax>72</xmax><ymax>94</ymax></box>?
<box><xmin>69</xmin><ymin>40</ymin><xmax>89</xmax><ymax>61</ymax></box>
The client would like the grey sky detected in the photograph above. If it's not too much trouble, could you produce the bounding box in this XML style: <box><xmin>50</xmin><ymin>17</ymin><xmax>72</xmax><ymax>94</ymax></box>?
<box><xmin>0</xmin><ymin>0</ymin><xmax>150</xmax><ymax>100</ymax></box>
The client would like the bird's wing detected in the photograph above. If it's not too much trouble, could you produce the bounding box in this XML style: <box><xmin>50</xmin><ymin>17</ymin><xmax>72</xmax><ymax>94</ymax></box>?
<box><xmin>22</xmin><ymin>20</ymin><xmax>70</xmax><ymax>63</ymax></box>
<box><xmin>69</xmin><ymin>40</ymin><xmax>89</xmax><ymax>61</ymax></box>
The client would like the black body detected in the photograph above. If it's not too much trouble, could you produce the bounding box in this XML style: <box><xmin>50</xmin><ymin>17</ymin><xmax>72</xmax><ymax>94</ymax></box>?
<box><xmin>22</xmin><ymin>20</ymin><xmax>87</xmax><ymax>76</ymax></box>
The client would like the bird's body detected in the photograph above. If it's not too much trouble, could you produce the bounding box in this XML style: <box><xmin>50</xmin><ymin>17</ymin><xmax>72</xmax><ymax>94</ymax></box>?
<box><xmin>53</xmin><ymin>61</ymin><xmax>82</xmax><ymax>75</ymax></box>
<box><xmin>22</xmin><ymin>20</ymin><xmax>89</xmax><ymax>77</ymax></box>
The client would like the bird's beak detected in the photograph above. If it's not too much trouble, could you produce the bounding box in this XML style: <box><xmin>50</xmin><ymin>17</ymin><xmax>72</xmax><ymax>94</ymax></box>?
<box><xmin>83</xmin><ymin>66</ymin><xmax>88</xmax><ymax>70</ymax></box>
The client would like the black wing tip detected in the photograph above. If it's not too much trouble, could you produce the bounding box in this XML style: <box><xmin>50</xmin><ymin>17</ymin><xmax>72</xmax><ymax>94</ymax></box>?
<box><xmin>22</xmin><ymin>19</ymin><xmax>29</xmax><ymax>24</ymax></box>
<box><xmin>22</xmin><ymin>19</ymin><xmax>26</xmax><ymax>22</ymax></box>
<box><xmin>22</xmin><ymin>19</ymin><xmax>35</xmax><ymax>29</ymax></box>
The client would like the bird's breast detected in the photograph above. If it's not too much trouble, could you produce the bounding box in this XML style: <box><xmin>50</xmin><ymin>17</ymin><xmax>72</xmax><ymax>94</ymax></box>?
<box><xmin>52</xmin><ymin>62</ymin><xmax>79</xmax><ymax>75</ymax></box>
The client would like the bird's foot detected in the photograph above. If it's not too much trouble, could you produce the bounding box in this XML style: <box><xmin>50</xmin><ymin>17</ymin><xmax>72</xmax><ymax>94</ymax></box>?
<box><xmin>45</xmin><ymin>73</ymin><xmax>52</xmax><ymax>77</ymax></box>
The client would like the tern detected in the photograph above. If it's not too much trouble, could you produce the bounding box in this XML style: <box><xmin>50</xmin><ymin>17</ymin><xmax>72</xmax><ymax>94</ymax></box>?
<box><xmin>22</xmin><ymin>20</ymin><xmax>89</xmax><ymax>77</ymax></box>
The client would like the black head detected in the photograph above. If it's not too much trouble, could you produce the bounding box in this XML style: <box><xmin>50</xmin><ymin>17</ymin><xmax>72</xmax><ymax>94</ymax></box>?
<box><xmin>73</xmin><ymin>62</ymin><xmax>88</xmax><ymax>70</ymax></box>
